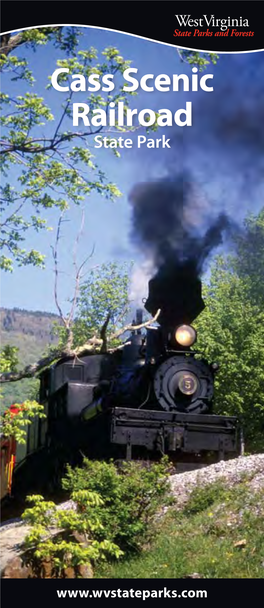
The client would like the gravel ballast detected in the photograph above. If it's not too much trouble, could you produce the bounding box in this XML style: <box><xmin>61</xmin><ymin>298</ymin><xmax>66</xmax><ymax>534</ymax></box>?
<box><xmin>169</xmin><ymin>454</ymin><xmax>264</xmax><ymax>507</ymax></box>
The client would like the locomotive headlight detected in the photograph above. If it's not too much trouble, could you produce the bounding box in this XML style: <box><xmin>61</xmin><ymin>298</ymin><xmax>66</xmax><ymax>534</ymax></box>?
<box><xmin>175</xmin><ymin>325</ymin><xmax>197</xmax><ymax>347</ymax></box>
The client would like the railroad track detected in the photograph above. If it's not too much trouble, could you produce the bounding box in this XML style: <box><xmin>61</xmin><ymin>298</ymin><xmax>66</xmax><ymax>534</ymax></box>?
<box><xmin>1</xmin><ymin>458</ymin><xmax>212</xmax><ymax>524</ymax></box>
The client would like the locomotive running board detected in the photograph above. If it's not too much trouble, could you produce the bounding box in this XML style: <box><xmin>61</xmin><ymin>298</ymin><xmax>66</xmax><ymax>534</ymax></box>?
<box><xmin>110</xmin><ymin>407</ymin><xmax>238</xmax><ymax>458</ymax></box>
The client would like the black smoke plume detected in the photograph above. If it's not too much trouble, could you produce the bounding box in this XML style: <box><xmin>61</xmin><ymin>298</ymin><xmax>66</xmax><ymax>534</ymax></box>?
<box><xmin>129</xmin><ymin>173</ymin><xmax>233</xmax><ymax>326</ymax></box>
<box><xmin>129</xmin><ymin>54</ymin><xmax>264</xmax><ymax>321</ymax></box>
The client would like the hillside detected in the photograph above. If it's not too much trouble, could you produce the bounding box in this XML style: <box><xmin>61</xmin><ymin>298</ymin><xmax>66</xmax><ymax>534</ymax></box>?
<box><xmin>1</xmin><ymin>308</ymin><xmax>60</xmax><ymax>350</ymax></box>
<box><xmin>97</xmin><ymin>454</ymin><xmax>264</xmax><ymax>579</ymax></box>
<box><xmin>0</xmin><ymin>308</ymin><xmax>60</xmax><ymax>408</ymax></box>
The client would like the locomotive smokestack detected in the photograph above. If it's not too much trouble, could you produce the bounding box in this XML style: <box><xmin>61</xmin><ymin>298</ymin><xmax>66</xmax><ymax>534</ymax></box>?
<box><xmin>144</xmin><ymin>261</ymin><xmax>205</xmax><ymax>328</ymax></box>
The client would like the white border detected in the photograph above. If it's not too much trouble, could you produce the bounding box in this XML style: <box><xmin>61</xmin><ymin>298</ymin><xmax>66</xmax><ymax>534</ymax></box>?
<box><xmin>1</xmin><ymin>24</ymin><xmax>263</xmax><ymax>54</ymax></box>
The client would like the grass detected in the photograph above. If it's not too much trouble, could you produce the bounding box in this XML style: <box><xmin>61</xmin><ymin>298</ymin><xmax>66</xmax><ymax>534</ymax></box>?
<box><xmin>95</xmin><ymin>479</ymin><xmax>264</xmax><ymax>579</ymax></box>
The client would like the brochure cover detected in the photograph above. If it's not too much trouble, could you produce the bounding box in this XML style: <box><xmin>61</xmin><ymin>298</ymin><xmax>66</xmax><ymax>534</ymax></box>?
<box><xmin>1</xmin><ymin>0</ymin><xmax>264</xmax><ymax>600</ymax></box>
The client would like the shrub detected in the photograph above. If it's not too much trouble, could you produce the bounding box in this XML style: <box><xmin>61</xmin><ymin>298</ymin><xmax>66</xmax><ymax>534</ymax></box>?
<box><xmin>183</xmin><ymin>481</ymin><xmax>229</xmax><ymax>516</ymax></box>
<box><xmin>21</xmin><ymin>458</ymin><xmax>171</xmax><ymax>577</ymax></box>
<box><xmin>62</xmin><ymin>457</ymin><xmax>171</xmax><ymax>552</ymax></box>
<box><xmin>22</xmin><ymin>492</ymin><xmax>123</xmax><ymax>578</ymax></box>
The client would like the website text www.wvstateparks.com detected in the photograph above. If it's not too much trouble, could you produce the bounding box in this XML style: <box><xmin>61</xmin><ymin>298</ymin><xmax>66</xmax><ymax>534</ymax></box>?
<box><xmin>56</xmin><ymin>587</ymin><xmax>207</xmax><ymax>600</ymax></box>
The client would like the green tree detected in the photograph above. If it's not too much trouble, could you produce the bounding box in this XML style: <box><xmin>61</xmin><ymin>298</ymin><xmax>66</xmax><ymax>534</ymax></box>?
<box><xmin>0</xmin><ymin>344</ymin><xmax>19</xmax><ymax>373</ymax></box>
<box><xmin>195</xmin><ymin>209</ymin><xmax>264</xmax><ymax>450</ymax></box>
<box><xmin>0</xmin><ymin>344</ymin><xmax>45</xmax><ymax>441</ymax></box>
<box><xmin>0</xmin><ymin>27</ymin><xmax>135</xmax><ymax>271</ymax></box>
<box><xmin>0</xmin><ymin>29</ymin><xmax>219</xmax><ymax>272</ymax></box>
<box><xmin>0</xmin><ymin>27</ymin><xmax>80</xmax><ymax>58</ymax></box>
<box><xmin>0</xmin><ymin>261</ymin><xmax>159</xmax><ymax>383</ymax></box>
<box><xmin>0</xmin><ymin>399</ymin><xmax>45</xmax><ymax>443</ymax></box>
<box><xmin>55</xmin><ymin>262</ymin><xmax>132</xmax><ymax>351</ymax></box>
<box><xmin>0</xmin><ymin>345</ymin><xmax>19</xmax><ymax>413</ymax></box>
<box><xmin>176</xmin><ymin>50</ymin><xmax>219</xmax><ymax>70</ymax></box>
<box><xmin>233</xmin><ymin>209</ymin><xmax>264</xmax><ymax>307</ymax></box>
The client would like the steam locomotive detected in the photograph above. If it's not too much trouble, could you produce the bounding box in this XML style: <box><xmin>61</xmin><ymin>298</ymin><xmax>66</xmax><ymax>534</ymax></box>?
<box><xmin>38</xmin><ymin>263</ymin><xmax>239</xmax><ymax>468</ymax></box>
<box><xmin>1</xmin><ymin>263</ymin><xmax>240</xmax><ymax>501</ymax></box>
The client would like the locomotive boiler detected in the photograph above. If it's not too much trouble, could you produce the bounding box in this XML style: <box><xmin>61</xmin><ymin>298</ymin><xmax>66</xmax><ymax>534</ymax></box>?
<box><xmin>39</xmin><ymin>262</ymin><xmax>239</xmax><ymax>465</ymax></box>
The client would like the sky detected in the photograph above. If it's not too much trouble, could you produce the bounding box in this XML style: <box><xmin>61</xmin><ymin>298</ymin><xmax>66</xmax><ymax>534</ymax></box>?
<box><xmin>1</xmin><ymin>26</ymin><xmax>264</xmax><ymax>315</ymax></box>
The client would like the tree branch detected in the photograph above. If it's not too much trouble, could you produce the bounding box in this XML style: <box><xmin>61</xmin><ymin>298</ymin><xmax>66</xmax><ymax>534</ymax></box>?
<box><xmin>0</xmin><ymin>27</ymin><xmax>62</xmax><ymax>57</ymax></box>
<box><xmin>0</xmin><ymin>33</ymin><xmax>24</xmax><ymax>56</ymax></box>
<box><xmin>50</xmin><ymin>209</ymin><xmax>96</xmax><ymax>352</ymax></box>
<box><xmin>109</xmin><ymin>308</ymin><xmax>161</xmax><ymax>341</ymax></box>
<box><xmin>0</xmin><ymin>125</ymin><xmax>130</xmax><ymax>156</ymax></box>
<box><xmin>0</xmin><ymin>310</ymin><xmax>161</xmax><ymax>383</ymax></box>
<box><xmin>100</xmin><ymin>312</ymin><xmax>111</xmax><ymax>353</ymax></box>
<box><xmin>51</xmin><ymin>212</ymin><xmax>69</xmax><ymax>328</ymax></box>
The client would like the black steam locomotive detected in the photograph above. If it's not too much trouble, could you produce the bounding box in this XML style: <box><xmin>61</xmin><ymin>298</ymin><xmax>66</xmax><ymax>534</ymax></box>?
<box><xmin>39</xmin><ymin>263</ymin><xmax>239</xmax><ymax>466</ymax></box>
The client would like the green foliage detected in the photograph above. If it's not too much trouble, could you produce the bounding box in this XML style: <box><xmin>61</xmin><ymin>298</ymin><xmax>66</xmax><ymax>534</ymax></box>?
<box><xmin>1</xmin><ymin>28</ymin><xmax>80</xmax><ymax>69</ymax></box>
<box><xmin>55</xmin><ymin>262</ymin><xmax>132</xmax><ymax>349</ymax></box>
<box><xmin>22</xmin><ymin>458</ymin><xmax>170</xmax><ymax>577</ymax></box>
<box><xmin>75</xmin><ymin>261</ymin><xmax>131</xmax><ymax>342</ymax></box>
<box><xmin>97</xmin><ymin>479</ymin><xmax>264</xmax><ymax>579</ymax></box>
<box><xmin>178</xmin><ymin>51</ymin><xmax>219</xmax><ymax>70</ymax></box>
<box><xmin>195</xmin><ymin>209</ymin><xmax>264</xmax><ymax>450</ymax></box>
<box><xmin>0</xmin><ymin>344</ymin><xmax>19</xmax><ymax>373</ymax></box>
<box><xmin>1</xmin><ymin>27</ymin><xmax>219</xmax><ymax>272</ymax></box>
<box><xmin>233</xmin><ymin>209</ymin><xmax>264</xmax><ymax>307</ymax></box>
<box><xmin>61</xmin><ymin>457</ymin><xmax>171</xmax><ymax>553</ymax></box>
<box><xmin>0</xmin><ymin>309</ymin><xmax>59</xmax><ymax>410</ymax></box>
<box><xmin>18</xmin><ymin>27</ymin><xmax>81</xmax><ymax>55</ymax></box>
<box><xmin>0</xmin><ymin>399</ymin><xmax>45</xmax><ymax>443</ymax></box>
<box><xmin>0</xmin><ymin>28</ymin><xmax>136</xmax><ymax>271</ymax></box>
<box><xmin>22</xmin><ymin>493</ymin><xmax>122</xmax><ymax>578</ymax></box>
<box><xmin>183</xmin><ymin>482</ymin><xmax>228</xmax><ymax>515</ymax></box>
<box><xmin>0</xmin><ymin>344</ymin><xmax>20</xmax><ymax>411</ymax></box>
